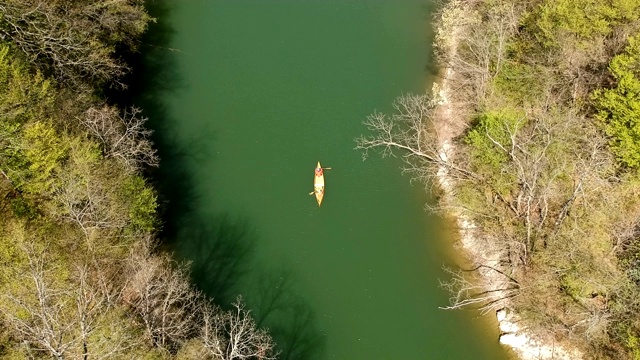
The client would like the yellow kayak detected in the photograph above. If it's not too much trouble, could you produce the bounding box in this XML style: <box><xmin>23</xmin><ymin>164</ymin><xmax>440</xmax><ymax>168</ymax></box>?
<box><xmin>313</xmin><ymin>161</ymin><xmax>325</xmax><ymax>206</ymax></box>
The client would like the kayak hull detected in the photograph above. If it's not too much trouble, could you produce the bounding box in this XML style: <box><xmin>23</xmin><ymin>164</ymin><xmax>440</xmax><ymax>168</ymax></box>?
<box><xmin>314</xmin><ymin>161</ymin><xmax>324</xmax><ymax>206</ymax></box>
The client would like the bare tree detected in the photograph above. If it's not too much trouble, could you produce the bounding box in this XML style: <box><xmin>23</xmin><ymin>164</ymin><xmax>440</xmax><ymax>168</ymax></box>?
<box><xmin>223</xmin><ymin>298</ymin><xmax>275</xmax><ymax>360</ymax></box>
<box><xmin>0</xmin><ymin>242</ymin><xmax>143</xmax><ymax>359</ymax></box>
<box><xmin>200</xmin><ymin>301</ymin><xmax>228</xmax><ymax>359</ymax></box>
<box><xmin>197</xmin><ymin>298</ymin><xmax>277</xmax><ymax>360</ymax></box>
<box><xmin>213</xmin><ymin>298</ymin><xmax>276</xmax><ymax>360</ymax></box>
<box><xmin>123</xmin><ymin>239</ymin><xmax>276</xmax><ymax>358</ymax></box>
<box><xmin>76</xmin><ymin>265</ymin><xmax>102</xmax><ymax>360</ymax></box>
<box><xmin>355</xmin><ymin>93</ymin><xmax>477</xmax><ymax>186</ymax></box>
<box><xmin>73</xmin><ymin>263</ymin><xmax>144</xmax><ymax>360</ymax></box>
<box><xmin>123</xmin><ymin>243</ymin><xmax>201</xmax><ymax>352</ymax></box>
<box><xmin>1</xmin><ymin>243</ymin><xmax>76</xmax><ymax>359</ymax></box>
<box><xmin>434</xmin><ymin>0</ymin><xmax>521</xmax><ymax>108</ymax></box>
<box><xmin>80</xmin><ymin>105</ymin><xmax>159</xmax><ymax>172</ymax></box>
<box><xmin>0</xmin><ymin>0</ymin><xmax>149</xmax><ymax>86</ymax></box>
<box><xmin>55</xmin><ymin>170</ymin><xmax>128</xmax><ymax>240</ymax></box>
<box><xmin>56</xmin><ymin>176</ymin><xmax>116</xmax><ymax>238</ymax></box>
<box><xmin>439</xmin><ymin>265</ymin><xmax>520</xmax><ymax>314</ymax></box>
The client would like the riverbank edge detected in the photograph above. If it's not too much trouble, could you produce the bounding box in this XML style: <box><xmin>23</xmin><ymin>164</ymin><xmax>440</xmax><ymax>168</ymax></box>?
<box><xmin>429</xmin><ymin>1</ymin><xmax>581</xmax><ymax>359</ymax></box>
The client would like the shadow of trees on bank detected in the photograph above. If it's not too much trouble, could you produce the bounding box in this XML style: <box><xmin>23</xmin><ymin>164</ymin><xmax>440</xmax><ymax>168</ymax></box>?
<box><xmin>106</xmin><ymin>1</ymin><xmax>326</xmax><ymax>358</ymax></box>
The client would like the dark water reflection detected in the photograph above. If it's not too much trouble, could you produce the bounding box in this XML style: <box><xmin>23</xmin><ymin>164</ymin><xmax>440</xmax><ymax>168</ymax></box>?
<box><xmin>109</xmin><ymin>2</ymin><xmax>327</xmax><ymax>358</ymax></box>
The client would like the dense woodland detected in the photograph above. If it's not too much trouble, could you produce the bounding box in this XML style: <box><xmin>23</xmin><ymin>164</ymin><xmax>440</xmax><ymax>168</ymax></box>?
<box><xmin>0</xmin><ymin>0</ymin><xmax>275</xmax><ymax>358</ymax></box>
<box><xmin>358</xmin><ymin>0</ymin><xmax>640</xmax><ymax>358</ymax></box>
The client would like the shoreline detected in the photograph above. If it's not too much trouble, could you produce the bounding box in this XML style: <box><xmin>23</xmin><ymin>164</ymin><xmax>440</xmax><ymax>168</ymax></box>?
<box><xmin>430</xmin><ymin>1</ymin><xmax>581</xmax><ymax>359</ymax></box>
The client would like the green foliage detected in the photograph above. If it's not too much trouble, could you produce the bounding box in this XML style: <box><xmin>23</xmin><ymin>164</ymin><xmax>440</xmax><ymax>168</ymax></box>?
<box><xmin>626</xmin><ymin>327</ymin><xmax>640</xmax><ymax>360</ymax></box>
<box><xmin>0</xmin><ymin>44</ymin><xmax>59</xmax><ymax>196</ymax></box>
<box><xmin>466</xmin><ymin>109</ymin><xmax>525</xmax><ymax>166</ymax></box>
<box><xmin>559</xmin><ymin>270</ymin><xmax>601</xmax><ymax>299</ymax></box>
<box><xmin>0</xmin><ymin>3</ymin><xmax>279</xmax><ymax>358</ymax></box>
<box><xmin>9</xmin><ymin>196</ymin><xmax>37</xmax><ymax>219</ymax></box>
<box><xmin>432</xmin><ymin>0</ymin><xmax>640</xmax><ymax>357</ymax></box>
<box><xmin>527</xmin><ymin>0</ymin><xmax>640</xmax><ymax>47</ymax></box>
<box><xmin>465</xmin><ymin>109</ymin><xmax>527</xmax><ymax>195</ymax></box>
<box><xmin>593</xmin><ymin>37</ymin><xmax>640</xmax><ymax>169</ymax></box>
<box><xmin>0</xmin><ymin>43</ymin><xmax>54</xmax><ymax>123</ymax></box>
<box><xmin>0</xmin><ymin>230</ymin><xmax>24</xmax><ymax>286</ymax></box>
<box><xmin>121</xmin><ymin>175</ymin><xmax>158</xmax><ymax>232</ymax></box>
<box><xmin>19</xmin><ymin>122</ymin><xmax>69</xmax><ymax>195</ymax></box>
<box><xmin>492</xmin><ymin>61</ymin><xmax>545</xmax><ymax>103</ymax></box>
<box><xmin>0</xmin><ymin>333</ymin><xmax>27</xmax><ymax>360</ymax></box>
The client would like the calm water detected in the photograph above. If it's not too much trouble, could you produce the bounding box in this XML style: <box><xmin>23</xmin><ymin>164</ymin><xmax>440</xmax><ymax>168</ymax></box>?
<box><xmin>132</xmin><ymin>1</ymin><xmax>513</xmax><ymax>359</ymax></box>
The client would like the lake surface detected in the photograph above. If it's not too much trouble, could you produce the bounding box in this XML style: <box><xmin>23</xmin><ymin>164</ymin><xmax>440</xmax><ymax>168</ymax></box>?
<box><xmin>132</xmin><ymin>0</ymin><xmax>514</xmax><ymax>359</ymax></box>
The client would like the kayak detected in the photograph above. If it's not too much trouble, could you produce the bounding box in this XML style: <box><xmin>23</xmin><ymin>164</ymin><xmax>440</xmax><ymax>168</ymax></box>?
<box><xmin>313</xmin><ymin>161</ymin><xmax>325</xmax><ymax>206</ymax></box>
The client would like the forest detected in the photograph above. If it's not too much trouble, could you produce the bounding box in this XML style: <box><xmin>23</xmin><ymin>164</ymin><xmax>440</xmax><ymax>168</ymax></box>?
<box><xmin>0</xmin><ymin>0</ymin><xmax>275</xmax><ymax>358</ymax></box>
<box><xmin>357</xmin><ymin>0</ymin><xmax>640</xmax><ymax>358</ymax></box>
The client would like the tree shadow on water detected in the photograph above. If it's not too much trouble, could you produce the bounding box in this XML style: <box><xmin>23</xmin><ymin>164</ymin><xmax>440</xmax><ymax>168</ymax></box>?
<box><xmin>175</xmin><ymin>221</ymin><xmax>327</xmax><ymax>359</ymax></box>
<box><xmin>109</xmin><ymin>0</ymin><xmax>182</xmax><ymax>104</ymax></box>
<box><xmin>105</xmin><ymin>0</ymin><xmax>200</xmax><ymax>241</ymax></box>
<box><xmin>174</xmin><ymin>214</ymin><xmax>256</xmax><ymax>307</ymax></box>
<box><xmin>107</xmin><ymin>2</ymin><xmax>328</xmax><ymax>358</ymax></box>
<box><xmin>108</xmin><ymin>0</ymin><xmax>256</xmax><ymax>310</ymax></box>
<box><xmin>249</xmin><ymin>269</ymin><xmax>327</xmax><ymax>360</ymax></box>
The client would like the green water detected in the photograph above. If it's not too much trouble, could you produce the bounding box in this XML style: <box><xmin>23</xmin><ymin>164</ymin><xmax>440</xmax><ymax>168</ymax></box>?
<box><xmin>133</xmin><ymin>1</ymin><xmax>513</xmax><ymax>359</ymax></box>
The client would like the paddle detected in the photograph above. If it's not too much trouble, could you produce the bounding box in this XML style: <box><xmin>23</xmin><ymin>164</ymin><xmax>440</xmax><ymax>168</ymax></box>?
<box><xmin>322</xmin><ymin>167</ymin><xmax>332</xmax><ymax>170</ymax></box>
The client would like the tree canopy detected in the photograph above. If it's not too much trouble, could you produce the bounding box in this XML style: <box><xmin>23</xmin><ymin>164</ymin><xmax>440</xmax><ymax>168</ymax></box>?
<box><xmin>594</xmin><ymin>37</ymin><xmax>640</xmax><ymax>169</ymax></box>
<box><xmin>0</xmin><ymin>2</ymin><xmax>276</xmax><ymax>359</ymax></box>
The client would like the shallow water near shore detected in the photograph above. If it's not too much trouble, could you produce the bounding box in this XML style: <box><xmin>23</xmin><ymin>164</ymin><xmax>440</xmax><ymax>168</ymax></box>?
<box><xmin>132</xmin><ymin>0</ymin><xmax>514</xmax><ymax>358</ymax></box>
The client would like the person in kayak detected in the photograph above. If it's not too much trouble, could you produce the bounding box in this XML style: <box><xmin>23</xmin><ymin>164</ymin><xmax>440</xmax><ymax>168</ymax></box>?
<box><xmin>315</xmin><ymin>167</ymin><xmax>323</xmax><ymax>176</ymax></box>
